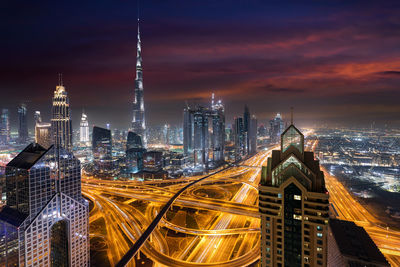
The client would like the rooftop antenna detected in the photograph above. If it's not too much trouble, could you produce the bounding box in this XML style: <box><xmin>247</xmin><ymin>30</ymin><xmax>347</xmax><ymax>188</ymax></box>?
<box><xmin>58</xmin><ymin>73</ymin><xmax>63</xmax><ymax>86</ymax></box>
<box><xmin>290</xmin><ymin>107</ymin><xmax>294</xmax><ymax>125</ymax></box>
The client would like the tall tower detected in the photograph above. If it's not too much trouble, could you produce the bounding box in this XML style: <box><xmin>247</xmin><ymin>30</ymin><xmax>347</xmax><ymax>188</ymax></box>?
<box><xmin>51</xmin><ymin>75</ymin><xmax>73</xmax><ymax>151</ymax></box>
<box><xmin>80</xmin><ymin>112</ymin><xmax>89</xmax><ymax>143</ymax></box>
<box><xmin>0</xmin><ymin>108</ymin><xmax>10</xmax><ymax>144</ymax></box>
<box><xmin>18</xmin><ymin>104</ymin><xmax>28</xmax><ymax>144</ymax></box>
<box><xmin>131</xmin><ymin>19</ymin><xmax>147</xmax><ymax>146</ymax></box>
<box><xmin>259</xmin><ymin>123</ymin><xmax>329</xmax><ymax>267</ymax></box>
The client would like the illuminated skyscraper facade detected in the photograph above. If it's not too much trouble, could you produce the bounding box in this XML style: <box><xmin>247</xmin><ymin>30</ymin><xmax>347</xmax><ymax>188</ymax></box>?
<box><xmin>80</xmin><ymin>112</ymin><xmax>89</xmax><ymax>143</ymax></box>
<box><xmin>233</xmin><ymin>117</ymin><xmax>244</xmax><ymax>160</ymax></box>
<box><xmin>35</xmin><ymin>122</ymin><xmax>52</xmax><ymax>149</ymax></box>
<box><xmin>34</xmin><ymin>111</ymin><xmax>42</xmax><ymax>124</ymax></box>
<box><xmin>259</xmin><ymin>124</ymin><xmax>329</xmax><ymax>267</ymax></box>
<box><xmin>131</xmin><ymin>20</ymin><xmax>147</xmax><ymax>146</ymax></box>
<box><xmin>18</xmin><ymin>104</ymin><xmax>28</xmax><ymax>144</ymax></box>
<box><xmin>183</xmin><ymin>94</ymin><xmax>225</xmax><ymax>171</ymax></box>
<box><xmin>269</xmin><ymin>113</ymin><xmax>284</xmax><ymax>144</ymax></box>
<box><xmin>249</xmin><ymin>115</ymin><xmax>257</xmax><ymax>155</ymax></box>
<box><xmin>92</xmin><ymin>126</ymin><xmax>113</xmax><ymax>174</ymax></box>
<box><xmin>0</xmin><ymin>109</ymin><xmax>10</xmax><ymax>144</ymax></box>
<box><xmin>51</xmin><ymin>80</ymin><xmax>73</xmax><ymax>151</ymax></box>
<box><xmin>0</xmin><ymin>143</ymin><xmax>89</xmax><ymax>266</ymax></box>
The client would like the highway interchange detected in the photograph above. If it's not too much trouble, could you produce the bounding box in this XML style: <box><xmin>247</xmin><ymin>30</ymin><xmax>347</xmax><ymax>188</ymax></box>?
<box><xmin>83</xmin><ymin>143</ymin><xmax>400</xmax><ymax>266</ymax></box>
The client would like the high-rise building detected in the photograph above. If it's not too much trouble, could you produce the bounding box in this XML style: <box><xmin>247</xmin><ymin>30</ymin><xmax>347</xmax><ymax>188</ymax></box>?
<box><xmin>131</xmin><ymin>19</ymin><xmax>147</xmax><ymax>146</ymax></box>
<box><xmin>193</xmin><ymin>107</ymin><xmax>209</xmax><ymax>169</ymax></box>
<box><xmin>258</xmin><ymin>124</ymin><xmax>267</xmax><ymax>137</ymax></box>
<box><xmin>249</xmin><ymin>115</ymin><xmax>257</xmax><ymax>155</ymax></box>
<box><xmin>269</xmin><ymin>113</ymin><xmax>284</xmax><ymax>143</ymax></box>
<box><xmin>51</xmin><ymin>77</ymin><xmax>73</xmax><ymax>151</ymax></box>
<box><xmin>259</xmin><ymin>124</ymin><xmax>329</xmax><ymax>267</ymax></box>
<box><xmin>126</xmin><ymin>132</ymin><xmax>145</xmax><ymax>174</ymax></box>
<box><xmin>328</xmin><ymin>219</ymin><xmax>389</xmax><ymax>267</ymax></box>
<box><xmin>80</xmin><ymin>112</ymin><xmax>89</xmax><ymax>143</ymax></box>
<box><xmin>34</xmin><ymin>111</ymin><xmax>42</xmax><ymax>124</ymax></box>
<box><xmin>243</xmin><ymin>105</ymin><xmax>250</xmax><ymax>153</ymax></box>
<box><xmin>0</xmin><ymin>143</ymin><xmax>89</xmax><ymax>266</ymax></box>
<box><xmin>35</xmin><ymin>122</ymin><xmax>52</xmax><ymax>149</ymax></box>
<box><xmin>233</xmin><ymin>117</ymin><xmax>244</xmax><ymax>160</ymax></box>
<box><xmin>92</xmin><ymin>126</ymin><xmax>113</xmax><ymax>173</ymax></box>
<box><xmin>183</xmin><ymin>94</ymin><xmax>225</xmax><ymax>171</ymax></box>
<box><xmin>18</xmin><ymin>104</ymin><xmax>28</xmax><ymax>144</ymax></box>
<box><xmin>0</xmin><ymin>109</ymin><xmax>10</xmax><ymax>144</ymax></box>
<box><xmin>211</xmin><ymin>95</ymin><xmax>225</xmax><ymax>163</ymax></box>
<box><xmin>183</xmin><ymin>105</ymin><xmax>193</xmax><ymax>155</ymax></box>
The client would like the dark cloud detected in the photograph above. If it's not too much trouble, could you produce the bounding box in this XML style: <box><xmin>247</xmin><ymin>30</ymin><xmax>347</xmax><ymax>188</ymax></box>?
<box><xmin>1</xmin><ymin>1</ymin><xmax>400</xmax><ymax>129</ymax></box>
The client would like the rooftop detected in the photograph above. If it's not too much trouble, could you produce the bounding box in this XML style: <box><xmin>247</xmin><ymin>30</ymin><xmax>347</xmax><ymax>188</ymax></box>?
<box><xmin>7</xmin><ymin>143</ymin><xmax>49</xmax><ymax>170</ymax></box>
<box><xmin>329</xmin><ymin>219</ymin><xmax>389</xmax><ymax>266</ymax></box>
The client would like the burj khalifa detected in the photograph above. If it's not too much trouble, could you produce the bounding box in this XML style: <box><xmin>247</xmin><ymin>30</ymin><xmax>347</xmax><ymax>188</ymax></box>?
<box><xmin>131</xmin><ymin>19</ymin><xmax>147</xmax><ymax>146</ymax></box>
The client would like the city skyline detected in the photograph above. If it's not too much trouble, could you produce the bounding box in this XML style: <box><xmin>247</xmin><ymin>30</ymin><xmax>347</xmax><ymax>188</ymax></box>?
<box><xmin>2</xmin><ymin>1</ymin><xmax>400</xmax><ymax>129</ymax></box>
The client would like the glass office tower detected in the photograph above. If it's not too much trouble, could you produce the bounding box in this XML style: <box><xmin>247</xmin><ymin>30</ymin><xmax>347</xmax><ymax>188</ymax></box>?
<box><xmin>0</xmin><ymin>143</ymin><xmax>89</xmax><ymax>266</ymax></box>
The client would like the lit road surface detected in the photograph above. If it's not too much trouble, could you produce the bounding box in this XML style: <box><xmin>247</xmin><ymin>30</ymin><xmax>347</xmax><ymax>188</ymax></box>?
<box><xmin>83</xmin><ymin>148</ymin><xmax>275</xmax><ymax>266</ymax></box>
<box><xmin>84</xmin><ymin>141</ymin><xmax>399</xmax><ymax>267</ymax></box>
<box><xmin>324</xmin><ymin>168</ymin><xmax>400</xmax><ymax>266</ymax></box>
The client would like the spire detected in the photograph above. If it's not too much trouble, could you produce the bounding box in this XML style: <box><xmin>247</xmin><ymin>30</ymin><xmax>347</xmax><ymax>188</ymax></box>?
<box><xmin>58</xmin><ymin>73</ymin><xmax>63</xmax><ymax>86</ymax></box>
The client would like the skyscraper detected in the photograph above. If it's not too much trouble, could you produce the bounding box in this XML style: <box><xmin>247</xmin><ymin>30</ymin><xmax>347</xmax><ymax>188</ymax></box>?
<box><xmin>51</xmin><ymin>77</ymin><xmax>73</xmax><ymax>151</ymax></box>
<box><xmin>183</xmin><ymin>105</ymin><xmax>193</xmax><ymax>155</ymax></box>
<box><xmin>259</xmin><ymin>123</ymin><xmax>329</xmax><ymax>266</ymax></box>
<box><xmin>0</xmin><ymin>143</ymin><xmax>90</xmax><ymax>266</ymax></box>
<box><xmin>211</xmin><ymin>95</ymin><xmax>225</xmax><ymax>163</ymax></box>
<box><xmin>80</xmin><ymin>112</ymin><xmax>89</xmax><ymax>143</ymax></box>
<box><xmin>126</xmin><ymin>132</ymin><xmax>145</xmax><ymax>174</ymax></box>
<box><xmin>92</xmin><ymin>126</ymin><xmax>113</xmax><ymax>174</ymax></box>
<box><xmin>131</xmin><ymin>19</ymin><xmax>147</xmax><ymax>146</ymax></box>
<box><xmin>243</xmin><ymin>105</ymin><xmax>250</xmax><ymax>153</ymax></box>
<box><xmin>0</xmin><ymin>109</ymin><xmax>10</xmax><ymax>144</ymax></box>
<box><xmin>269</xmin><ymin>113</ymin><xmax>284</xmax><ymax>143</ymax></box>
<box><xmin>249</xmin><ymin>115</ymin><xmax>257</xmax><ymax>155</ymax></box>
<box><xmin>233</xmin><ymin>117</ymin><xmax>244</xmax><ymax>160</ymax></box>
<box><xmin>18</xmin><ymin>104</ymin><xmax>28</xmax><ymax>143</ymax></box>
<box><xmin>35</xmin><ymin>122</ymin><xmax>52</xmax><ymax>149</ymax></box>
<box><xmin>183</xmin><ymin>94</ymin><xmax>225</xmax><ymax>171</ymax></box>
<box><xmin>34</xmin><ymin>110</ymin><xmax>42</xmax><ymax>124</ymax></box>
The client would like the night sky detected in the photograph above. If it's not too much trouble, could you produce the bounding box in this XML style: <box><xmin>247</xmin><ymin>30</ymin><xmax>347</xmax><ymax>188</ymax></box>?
<box><xmin>1</xmin><ymin>1</ymin><xmax>400</xmax><ymax>130</ymax></box>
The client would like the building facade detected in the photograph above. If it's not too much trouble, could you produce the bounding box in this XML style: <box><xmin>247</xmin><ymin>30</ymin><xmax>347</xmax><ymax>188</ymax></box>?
<box><xmin>131</xmin><ymin>20</ymin><xmax>147</xmax><ymax>146</ymax></box>
<box><xmin>35</xmin><ymin>122</ymin><xmax>52</xmax><ymax>149</ymax></box>
<box><xmin>80</xmin><ymin>112</ymin><xmax>89</xmax><ymax>143</ymax></box>
<box><xmin>259</xmin><ymin>124</ymin><xmax>329</xmax><ymax>267</ymax></box>
<box><xmin>0</xmin><ymin>109</ymin><xmax>10</xmax><ymax>144</ymax></box>
<box><xmin>233</xmin><ymin>117</ymin><xmax>244</xmax><ymax>161</ymax></box>
<box><xmin>269</xmin><ymin>113</ymin><xmax>284</xmax><ymax>144</ymax></box>
<box><xmin>183</xmin><ymin>94</ymin><xmax>225</xmax><ymax>171</ymax></box>
<box><xmin>34</xmin><ymin>111</ymin><xmax>42</xmax><ymax>124</ymax></box>
<box><xmin>92</xmin><ymin>126</ymin><xmax>113</xmax><ymax>174</ymax></box>
<box><xmin>18</xmin><ymin>104</ymin><xmax>28</xmax><ymax>144</ymax></box>
<box><xmin>126</xmin><ymin>132</ymin><xmax>146</xmax><ymax>174</ymax></box>
<box><xmin>0</xmin><ymin>143</ymin><xmax>89</xmax><ymax>267</ymax></box>
<box><xmin>51</xmin><ymin>80</ymin><xmax>73</xmax><ymax>151</ymax></box>
<box><xmin>249</xmin><ymin>115</ymin><xmax>258</xmax><ymax>155</ymax></box>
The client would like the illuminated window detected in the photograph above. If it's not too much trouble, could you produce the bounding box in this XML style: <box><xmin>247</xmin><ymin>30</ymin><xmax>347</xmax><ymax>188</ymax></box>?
<box><xmin>293</xmin><ymin>214</ymin><xmax>302</xmax><ymax>220</ymax></box>
<box><xmin>294</xmin><ymin>195</ymin><xmax>301</xmax><ymax>200</ymax></box>
<box><xmin>317</xmin><ymin>247</ymin><xmax>322</xmax><ymax>252</ymax></box>
<box><xmin>317</xmin><ymin>233</ymin><xmax>323</xmax><ymax>238</ymax></box>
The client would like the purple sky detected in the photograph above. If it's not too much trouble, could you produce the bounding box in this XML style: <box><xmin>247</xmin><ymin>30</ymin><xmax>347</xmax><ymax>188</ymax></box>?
<box><xmin>1</xmin><ymin>1</ymin><xmax>400</xmax><ymax>130</ymax></box>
